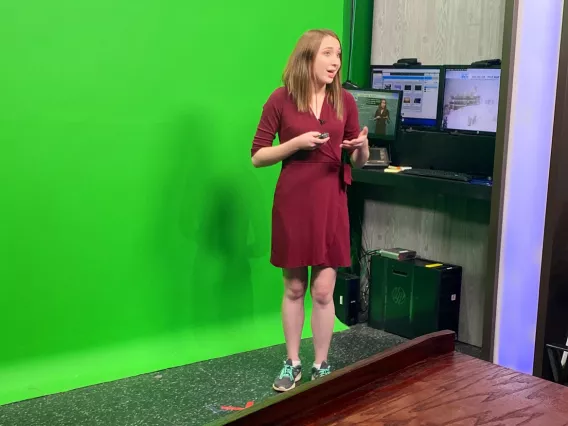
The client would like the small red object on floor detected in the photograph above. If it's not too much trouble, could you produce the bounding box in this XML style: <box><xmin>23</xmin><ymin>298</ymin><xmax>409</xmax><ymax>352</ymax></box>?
<box><xmin>220</xmin><ymin>401</ymin><xmax>254</xmax><ymax>411</ymax></box>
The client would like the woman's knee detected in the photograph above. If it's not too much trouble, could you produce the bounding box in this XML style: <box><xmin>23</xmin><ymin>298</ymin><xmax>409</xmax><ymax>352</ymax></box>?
<box><xmin>311</xmin><ymin>286</ymin><xmax>334</xmax><ymax>305</ymax></box>
<box><xmin>283</xmin><ymin>267</ymin><xmax>308</xmax><ymax>301</ymax></box>
<box><xmin>311</xmin><ymin>267</ymin><xmax>336</xmax><ymax>306</ymax></box>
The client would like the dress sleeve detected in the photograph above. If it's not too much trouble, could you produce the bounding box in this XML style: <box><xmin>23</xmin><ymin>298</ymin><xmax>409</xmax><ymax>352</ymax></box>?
<box><xmin>343</xmin><ymin>90</ymin><xmax>361</xmax><ymax>141</ymax></box>
<box><xmin>251</xmin><ymin>89</ymin><xmax>283</xmax><ymax>157</ymax></box>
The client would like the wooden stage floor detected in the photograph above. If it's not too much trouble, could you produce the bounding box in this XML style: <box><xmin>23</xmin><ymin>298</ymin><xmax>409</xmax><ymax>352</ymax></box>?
<box><xmin>209</xmin><ymin>331</ymin><xmax>568</xmax><ymax>425</ymax></box>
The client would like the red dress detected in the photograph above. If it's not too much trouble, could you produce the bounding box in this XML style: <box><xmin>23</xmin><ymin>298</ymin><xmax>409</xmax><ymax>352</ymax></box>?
<box><xmin>251</xmin><ymin>87</ymin><xmax>361</xmax><ymax>269</ymax></box>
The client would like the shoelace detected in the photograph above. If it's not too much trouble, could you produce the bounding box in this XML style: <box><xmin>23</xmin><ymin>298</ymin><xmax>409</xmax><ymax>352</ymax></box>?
<box><xmin>317</xmin><ymin>366</ymin><xmax>331</xmax><ymax>376</ymax></box>
<box><xmin>279</xmin><ymin>364</ymin><xmax>294</xmax><ymax>380</ymax></box>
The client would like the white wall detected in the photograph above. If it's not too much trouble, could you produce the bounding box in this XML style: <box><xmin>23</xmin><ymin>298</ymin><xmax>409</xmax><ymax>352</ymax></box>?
<box><xmin>372</xmin><ymin>0</ymin><xmax>506</xmax><ymax>65</ymax></box>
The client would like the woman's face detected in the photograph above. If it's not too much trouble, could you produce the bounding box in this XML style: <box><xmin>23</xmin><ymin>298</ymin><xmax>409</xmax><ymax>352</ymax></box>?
<box><xmin>381</xmin><ymin>100</ymin><xmax>386</xmax><ymax>108</ymax></box>
<box><xmin>313</xmin><ymin>36</ymin><xmax>341</xmax><ymax>86</ymax></box>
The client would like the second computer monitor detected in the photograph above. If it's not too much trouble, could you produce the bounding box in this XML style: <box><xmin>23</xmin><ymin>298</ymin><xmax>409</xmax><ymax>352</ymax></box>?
<box><xmin>441</xmin><ymin>66</ymin><xmax>501</xmax><ymax>134</ymax></box>
<box><xmin>371</xmin><ymin>66</ymin><xmax>442</xmax><ymax>129</ymax></box>
<box><xmin>347</xmin><ymin>88</ymin><xmax>403</xmax><ymax>141</ymax></box>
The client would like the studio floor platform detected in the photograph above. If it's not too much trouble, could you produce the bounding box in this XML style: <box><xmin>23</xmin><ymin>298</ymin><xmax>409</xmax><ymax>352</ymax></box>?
<box><xmin>215</xmin><ymin>331</ymin><xmax>568</xmax><ymax>426</ymax></box>
<box><xmin>0</xmin><ymin>324</ymin><xmax>435</xmax><ymax>426</ymax></box>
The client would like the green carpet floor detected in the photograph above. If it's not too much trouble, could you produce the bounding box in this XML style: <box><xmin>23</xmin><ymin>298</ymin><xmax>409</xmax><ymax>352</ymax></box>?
<box><xmin>0</xmin><ymin>325</ymin><xmax>406</xmax><ymax>426</ymax></box>
<box><xmin>0</xmin><ymin>309</ymin><xmax>347</xmax><ymax>407</ymax></box>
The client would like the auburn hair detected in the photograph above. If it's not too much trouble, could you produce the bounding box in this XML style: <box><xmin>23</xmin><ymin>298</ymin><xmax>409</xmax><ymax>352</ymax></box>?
<box><xmin>282</xmin><ymin>29</ymin><xmax>344</xmax><ymax>120</ymax></box>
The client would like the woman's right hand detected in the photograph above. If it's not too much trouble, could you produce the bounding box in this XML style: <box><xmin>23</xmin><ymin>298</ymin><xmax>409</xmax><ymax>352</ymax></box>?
<box><xmin>291</xmin><ymin>132</ymin><xmax>330</xmax><ymax>151</ymax></box>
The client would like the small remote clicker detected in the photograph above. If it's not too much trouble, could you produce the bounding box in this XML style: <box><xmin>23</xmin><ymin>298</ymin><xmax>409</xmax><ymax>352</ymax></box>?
<box><xmin>318</xmin><ymin>133</ymin><xmax>329</xmax><ymax>139</ymax></box>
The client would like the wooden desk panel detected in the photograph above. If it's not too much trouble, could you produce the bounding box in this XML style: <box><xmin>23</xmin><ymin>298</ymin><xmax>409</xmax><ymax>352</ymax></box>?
<box><xmin>312</xmin><ymin>353</ymin><xmax>568</xmax><ymax>425</ymax></box>
<box><xmin>210</xmin><ymin>331</ymin><xmax>568</xmax><ymax>426</ymax></box>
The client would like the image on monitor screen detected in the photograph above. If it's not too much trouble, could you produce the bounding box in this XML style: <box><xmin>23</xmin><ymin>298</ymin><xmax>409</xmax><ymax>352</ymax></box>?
<box><xmin>441</xmin><ymin>67</ymin><xmax>501</xmax><ymax>134</ymax></box>
<box><xmin>348</xmin><ymin>89</ymin><xmax>402</xmax><ymax>141</ymax></box>
<box><xmin>371</xmin><ymin>67</ymin><xmax>442</xmax><ymax>128</ymax></box>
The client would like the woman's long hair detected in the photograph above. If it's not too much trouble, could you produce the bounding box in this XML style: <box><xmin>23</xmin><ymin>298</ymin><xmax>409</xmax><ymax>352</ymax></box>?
<box><xmin>282</xmin><ymin>29</ymin><xmax>344</xmax><ymax>120</ymax></box>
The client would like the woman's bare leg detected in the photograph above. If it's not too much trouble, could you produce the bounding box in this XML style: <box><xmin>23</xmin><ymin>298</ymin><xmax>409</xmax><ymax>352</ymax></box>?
<box><xmin>282</xmin><ymin>267</ymin><xmax>308</xmax><ymax>361</ymax></box>
<box><xmin>310</xmin><ymin>266</ymin><xmax>337</xmax><ymax>365</ymax></box>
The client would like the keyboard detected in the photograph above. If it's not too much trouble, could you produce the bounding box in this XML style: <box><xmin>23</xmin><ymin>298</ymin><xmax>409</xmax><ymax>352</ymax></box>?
<box><xmin>400</xmin><ymin>168</ymin><xmax>472</xmax><ymax>182</ymax></box>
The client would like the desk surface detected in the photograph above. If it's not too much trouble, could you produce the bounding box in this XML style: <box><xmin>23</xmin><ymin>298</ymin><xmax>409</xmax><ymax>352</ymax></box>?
<box><xmin>352</xmin><ymin>168</ymin><xmax>492</xmax><ymax>201</ymax></box>
<box><xmin>316</xmin><ymin>352</ymin><xmax>568</xmax><ymax>425</ymax></box>
<box><xmin>211</xmin><ymin>331</ymin><xmax>568</xmax><ymax>425</ymax></box>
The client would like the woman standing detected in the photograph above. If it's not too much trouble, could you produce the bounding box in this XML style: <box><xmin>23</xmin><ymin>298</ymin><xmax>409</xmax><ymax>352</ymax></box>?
<box><xmin>373</xmin><ymin>98</ymin><xmax>390</xmax><ymax>135</ymax></box>
<box><xmin>251</xmin><ymin>29</ymin><xmax>369</xmax><ymax>392</ymax></box>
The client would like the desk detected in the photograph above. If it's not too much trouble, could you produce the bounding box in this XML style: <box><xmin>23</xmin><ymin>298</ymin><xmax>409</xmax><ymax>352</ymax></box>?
<box><xmin>351</xmin><ymin>168</ymin><xmax>492</xmax><ymax>201</ymax></box>
<box><xmin>348</xmin><ymin>169</ymin><xmax>492</xmax><ymax>346</ymax></box>
<box><xmin>210</xmin><ymin>331</ymin><xmax>568</xmax><ymax>425</ymax></box>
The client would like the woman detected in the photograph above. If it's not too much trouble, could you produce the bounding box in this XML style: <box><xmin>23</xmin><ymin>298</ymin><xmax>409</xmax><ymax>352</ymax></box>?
<box><xmin>251</xmin><ymin>29</ymin><xmax>369</xmax><ymax>392</ymax></box>
<box><xmin>373</xmin><ymin>99</ymin><xmax>390</xmax><ymax>135</ymax></box>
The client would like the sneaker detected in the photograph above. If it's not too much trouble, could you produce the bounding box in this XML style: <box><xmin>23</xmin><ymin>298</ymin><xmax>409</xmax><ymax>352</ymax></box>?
<box><xmin>311</xmin><ymin>361</ymin><xmax>331</xmax><ymax>380</ymax></box>
<box><xmin>273</xmin><ymin>359</ymin><xmax>302</xmax><ymax>392</ymax></box>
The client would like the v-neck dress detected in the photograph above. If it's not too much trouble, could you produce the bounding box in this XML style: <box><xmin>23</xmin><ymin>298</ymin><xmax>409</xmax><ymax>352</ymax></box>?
<box><xmin>251</xmin><ymin>87</ymin><xmax>361</xmax><ymax>269</ymax></box>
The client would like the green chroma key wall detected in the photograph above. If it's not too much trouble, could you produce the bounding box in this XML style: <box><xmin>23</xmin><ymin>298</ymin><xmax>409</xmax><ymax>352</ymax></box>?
<box><xmin>0</xmin><ymin>0</ymin><xmax>347</xmax><ymax>405</ymax></box>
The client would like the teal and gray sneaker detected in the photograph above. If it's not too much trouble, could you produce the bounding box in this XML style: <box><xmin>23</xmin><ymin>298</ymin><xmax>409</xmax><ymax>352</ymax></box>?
<box><xmin>273</xmin><ymin>359</ymin><xmax>302</xmax><ymax>392</ymax></box>
<box><xmin>311</xmin><ymin>361</ymin><xmax>331</xmax><ymax>380</ymax></box>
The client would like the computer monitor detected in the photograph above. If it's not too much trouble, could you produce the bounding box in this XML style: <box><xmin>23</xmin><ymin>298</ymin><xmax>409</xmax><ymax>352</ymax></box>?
<box><xmin>441</xmin><ymin>66</ymin><xmax>501</xmax><ymax>134</ymax></box>
<box><xmin>347</xmin><ymin>88</ymin><xmax>403</xmax><ymax>141</ymax></box>
<box><xmin>370</xmin><ymin>66</ymin><xmax>442</xmax><ymax>129</ymax></box>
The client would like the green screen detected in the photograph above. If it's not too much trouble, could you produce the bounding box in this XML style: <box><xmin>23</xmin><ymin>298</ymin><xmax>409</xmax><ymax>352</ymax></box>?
<box><xmin>0</xmin><ymin>0</ymin><xmax>346</xmax><ymax>405</ymax></box>
<box><xmin>342</xmin><ymin>0</ymin><xmax>373</xmax><ymax>87</ymax></box>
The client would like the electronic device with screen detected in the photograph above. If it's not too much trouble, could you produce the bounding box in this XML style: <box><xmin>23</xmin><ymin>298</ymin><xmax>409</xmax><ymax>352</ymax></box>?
<box><xmin>347</xmin><ymin>88</ymin><xmax>403</xmax><ymax>142</ymax></box>
<box><xmin>440</xmin><ymin>66</ymin><xmax>501</xmax><ymax>134</ymax></box>
<box><xmin>370</xmin><ymin>66</ymin><xmax>443</xmax><ymax>129</ymax></box>
<box><xmin>364</xmin><ymin>147</ymin><xmax>391</xmax><ymax>168</ymax></box>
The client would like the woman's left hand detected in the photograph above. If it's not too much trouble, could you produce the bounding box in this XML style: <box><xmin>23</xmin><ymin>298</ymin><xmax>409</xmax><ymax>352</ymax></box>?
<box><xmin>341</xmin><ymin>127</ymin><xmax>369</xmax><ymax>151</ymax></box>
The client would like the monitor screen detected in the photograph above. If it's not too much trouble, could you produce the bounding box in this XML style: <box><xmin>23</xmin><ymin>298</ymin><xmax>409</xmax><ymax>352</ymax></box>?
<box><xmin>348</xmin><ymin>89</ymin><xmax>402</xmax><ymax>141</ymax></box>
<box><xmin>441</xmin><ymin>67</ymin><xmax>501</xmax><ymax>134</ymax></box>
<box><xmin>371</xmin><ymin>67</ymin><xmax>441</xmax><ymax>128</ymax></box>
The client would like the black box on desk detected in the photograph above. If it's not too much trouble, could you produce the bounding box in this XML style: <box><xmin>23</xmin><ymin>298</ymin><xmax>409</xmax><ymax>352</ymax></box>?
<box><xmin>368</xmin><ymin>255</ymin><xmax>461</xmax><ymax>339</ymax></box>
<box><xmin>333</xmin><ymin>271</ymin><xmax>360</xmax><ymax>326</ymax></box>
